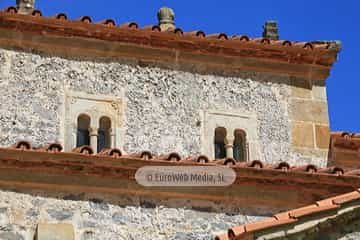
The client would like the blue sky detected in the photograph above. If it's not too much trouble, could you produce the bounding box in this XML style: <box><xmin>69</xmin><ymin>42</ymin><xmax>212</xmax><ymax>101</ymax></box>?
<box><xmin>1</xmin><ymin>0</ymin><xmax>359</xmax><ymax>132</ymax></box>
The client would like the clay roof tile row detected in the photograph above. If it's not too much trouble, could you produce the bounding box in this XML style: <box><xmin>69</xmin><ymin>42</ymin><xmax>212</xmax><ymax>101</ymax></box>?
<box><xmin>1</xmin><ymin>6</ymin><xmax>337</xmax><ymax>51</ymax></box>
<box><xmin>216</xmin><ymin>189</ymin><xmax>360</xmax><ymax>240</ymax></box>
<box><xmin>7</xmin><ymin>140</ymin><xmax>360</xmax><ymax>177</ymax></box>
<box><xmin>331</xmin><ymin>132</ymin><xmax>360</xmax><ymax>150</ymax></box>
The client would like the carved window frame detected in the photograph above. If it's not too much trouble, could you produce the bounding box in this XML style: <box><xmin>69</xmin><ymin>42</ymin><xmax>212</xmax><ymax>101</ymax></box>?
<box><xmin>200</xmin><ymin>110</ymin><xmax>260</xmax><ymax>161</ymax></box>
<box><xmin>62</xmin><ymin>90</ymin><xmax>125</xmax><ymax>152</ymax></box>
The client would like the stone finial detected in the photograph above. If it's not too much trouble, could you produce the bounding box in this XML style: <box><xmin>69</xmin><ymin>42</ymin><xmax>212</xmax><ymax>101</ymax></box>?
<box><xmin>262</xmin><ymin>21</ymin><xmax>279</xmax><ymax>40</ymax></box>
<box><xmin>16</xmin><ymin>0</ymin><xmax>35</xmax><ymax>14</ymax></box>
<box><xmin>157</xmin><ymin>7</ymin><xmax>175</xmax><ymax>31</ymax></box>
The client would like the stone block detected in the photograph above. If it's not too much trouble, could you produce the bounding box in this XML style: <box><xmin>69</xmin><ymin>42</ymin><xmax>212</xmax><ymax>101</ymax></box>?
<box><xmin>315</xmin><ymin>125</ymin><xmax>330</xmax><ymax>149</ymax></box>
<box><xmin>36</xmin><ymin>223</ymin><xmax>74</xmax><ymax>240</ymax></box>
<box><xmin>0</xmin><ymin>232</ymin><xmax>24</xmax><ymax>240</ymax></box>
<box><xmin>293</xmin><ymin>147</ymin><xmax>328</xmax><ymax>159</ymax></box>
<box><xmin>312</xmin><ymin>82</ymin><xmax>327</xmax><ymax>101</ymax></box>
<box><xmin>290</xmin><ymin>77</ymin><xmax>311</xmax><ymax>99</ymax></box>
<box><xmin>289</xmin><ymin>99</ymin><xmax>329</xmax><ymax>124</ymax></box>
<box><xmin>291</xmin><ymin>121</ymin><xmax>314</xmax><ymax>148</ymax></box>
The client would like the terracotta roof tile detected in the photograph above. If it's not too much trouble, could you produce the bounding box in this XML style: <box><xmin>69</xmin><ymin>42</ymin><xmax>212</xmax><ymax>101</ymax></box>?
<box><xmin>166</xmin><ymin>27</ymin><xmax>184</xmax><ymax>36</ymax></box>
<box><xmin>180</xmin><ymin>155</ymin><xmax>210</xmax><ymax>164</ymax></box>
<box><xmin>126</xmin><ymin>151</ymin><xmax>153</xmax><ymax>160</ymax></box>
<box><xmin>52</xmin><ymin>13</ymin><xmax>67</xmax><ymax>20</ymax></box>
<box><xmin>214</xmin><ymin>158</ymin><xmax>236</xmax><ymax>166</ymax></box>
<box><xmin>293</xmin><ymin>42</ymin><xmax>314</xmax><ymax>50</ymax></box>
<box><xmin>31</xmin><ymin>9</ymin><xmax>42</xmax><ymax>17</ymax></box>
<box><xmin>317</xmin><ymin>166</ymin><xmax>344</xmax><ymax>176</ymax></box>
<box><xmin>97</xmin><ymin>148</ymin><xmax>123</xmax><ymax>158</ymax></box>
<box><xmin>214</xmin><ymin>234</ymin><xmax>228</xmax><ymax>240</ymax></box>
<box><xmin>272</xmin><ymin>40</ymin><xmax>292</xmax><ymax>47</ymax></box>
<box><xmin>39</xmin><ymin>143</ymin><xmax>63</xmax><ymax>153</ymax></box>
<box><xmin>331</xmin><ymin>191</ymin><xmax>360</xmax><ymax>205</ymax></box>
<box><xmin>269</xmin><ymin>161</ymin><xmax>290</xmax><ymax>171</ymax></box>
<box><xmin>12</xmin><ymin>140</ymin><xmax>32</xmax><ymax>150</ymax></box>
<box><xmin>75</xmin><ymin>16</ymin><xmax>92</xmax><ymax>23</ymax></box>
<box><xmin>290</xmin><ymin>164</ymin><xmax>318</xmax><ymax>173</ymax></box>
<box><xmin>156</xmin><ymin>152</ymin><xmax>182</xmax><ymax>161</ymax></box>
<box><xmin>231</xmin><ymin>35</ymin><xmax>250</xmax><ymax>41</ymax></box>
<box><xmin>274</xmin><ymin>212</ymin><xmax>291</xmax><ymax>221</ymax></box>
<box><xmin>250</xmin><ymin>38</ymin><xmax>271</xmax><ymax>45</ymax></box>
<box><xmin>206</xmin><ymin>33</ymin><xmax>228</xmax><ymax>40</ymax></box>
<box><xmin>216</xmin><ymin>189</ymin><xmax>360</xmax><ymax>240</ymax></box>
<box><xmin>240</xmin><ymin>160</ymin><xmax>264</xmax><ymax>169</ymax></box>
<box><xmin>96</xmin><ymin>19</ymin><xmax>116</xmax><ymax>27</ymax></box>
<box><xmin>72</xmin><ymin>146</ymin><xmax>93</xmax><ymax>155</ymax></box>
<box><xmin>289</xmin><ymin>203</ymin><xmax>338</xmax><ymax>218</ymax></box>
<box><xmin>142</xmin><ymin>25</ymin><xmax>161</xmax><ymax>32</ymax></box>
<box><xmin>4</xmin><ymin>6</ymin><xmax>17</xmax><ymax>14</ymax></box>
<box><xmin>183</xmin><ymin>30</ymin><xmax>206</xmax><ymax>38</ymax></box>
<box><xmin>118</xmin><ymin>22</ymin><xmax>139</xmax><ymax>29</ymax></box>
<box><xmin>244</xmin><ymin>217</ymin><xmax>296</xmax><ymax>232</ymax></box>
<box><xmin>228</xmin><ymin>225</ymin><xmax>245</xmax><ymax>237</ymax></box>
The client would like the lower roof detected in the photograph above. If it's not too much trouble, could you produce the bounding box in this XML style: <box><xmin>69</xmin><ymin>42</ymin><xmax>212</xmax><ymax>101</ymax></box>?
<box><xmin>216</xmin><ymin>189</ymin><xmax>360</xmax><ymax>240</ymax></box>
<box><xmin>0</xmin><ymin>140</ymin><xmax>360</xmax><ymax>214</ymax></box>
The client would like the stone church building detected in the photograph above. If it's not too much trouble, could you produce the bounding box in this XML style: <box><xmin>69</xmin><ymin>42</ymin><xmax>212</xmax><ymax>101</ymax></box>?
<box><xmin>0</xmin><ymin>1</ymin><xmax>359</xmax><ymax>240</ymax></box>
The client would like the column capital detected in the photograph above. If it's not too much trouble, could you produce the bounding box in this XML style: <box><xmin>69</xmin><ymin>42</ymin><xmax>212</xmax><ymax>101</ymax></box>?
<box><xmin>89</xmin><ymin>127</ymin><xmax>98</xmax><ymax>136</ymax></box>
<box><xmin>225</xmin><ymin>137</ymin><xmax>235</xmax><ymax>145</ymax></box>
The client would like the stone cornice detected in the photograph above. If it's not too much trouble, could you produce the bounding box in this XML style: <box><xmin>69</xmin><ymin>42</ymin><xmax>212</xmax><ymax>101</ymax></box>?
<box><xmin>0</xmin><ymin>9</ymin><xmax>340</xmax><ymax>80</ymax></box>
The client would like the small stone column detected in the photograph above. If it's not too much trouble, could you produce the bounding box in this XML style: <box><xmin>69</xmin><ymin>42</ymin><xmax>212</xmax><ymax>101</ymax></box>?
<box><xmin>89</xmin><ymin>127</ymin><xmax>98</xmax><ymax>152</ymax></box>
<box><xmin>225</xmin><ymin>137</ymin><xmax>234</xmax><ymax>158</ymax></box>
<box><xmin>110</xmin><ymin>128</ymin><xmax>116</xmax><ymax>148</ymax></box>
<box><xmin>72</xmin><ymin>126</ymin><xmax>77</xmax><ymax>150</ymax></box>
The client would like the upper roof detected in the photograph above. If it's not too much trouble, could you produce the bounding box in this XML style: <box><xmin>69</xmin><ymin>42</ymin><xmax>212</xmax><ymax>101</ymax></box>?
<box><xmin>0</xmin><ymin>6</ymin><xmax>341</xmax><ymax>80</ymax></box>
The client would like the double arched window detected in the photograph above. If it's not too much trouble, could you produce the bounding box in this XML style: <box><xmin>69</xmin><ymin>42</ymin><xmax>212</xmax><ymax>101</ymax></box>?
<box><xmin>76</xmin><ymin>114</ymin><xmax>113</xmax><ymax>152</ymax></box>
<box><xmin>214</xmin><ymin>127</ymin><xmax>247</xmax><ymax>161</ymax></box>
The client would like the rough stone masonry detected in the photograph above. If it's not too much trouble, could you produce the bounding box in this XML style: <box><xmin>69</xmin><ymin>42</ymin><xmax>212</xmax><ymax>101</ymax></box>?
<box><xmin>0</xmin><ymin>48</ymin><xmax>329</xmax><ymax>167</ymax></box>
<box><xmin>0</xmin><ymin>190</ymin><xmax>266</xmax><ymax>240</ymax></box>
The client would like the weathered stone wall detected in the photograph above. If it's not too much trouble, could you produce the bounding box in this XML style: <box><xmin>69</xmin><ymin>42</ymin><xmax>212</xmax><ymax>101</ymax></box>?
<box><xmin>0</xmin><ymin>48</ymin><xmax>329</xmax><ymax>166</ymax></box>
<box><xmin>0</xmin><ymin>190</ymin><xmax>265</xmax><ymax>240</ymax></box>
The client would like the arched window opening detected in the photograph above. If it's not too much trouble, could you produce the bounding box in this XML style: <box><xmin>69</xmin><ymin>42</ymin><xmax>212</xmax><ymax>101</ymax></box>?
<box><xmin>233</xmin><ymin>129</ymin><xmax>246</xmax><ymax>161</ymax></box>
<box><xmin>76</xmin><ymin>114</ymin><xmax>90</xmax><ymax>147</ymax></box>
<box><xmin>214</xmin><ymin>127</ymin><xmax>227</xmax><ymax>159</ymax></box>
<box><xmin>98</xmin><ymin>116</ymin><xmax>111</xmax><ymax>152</ymax></box>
